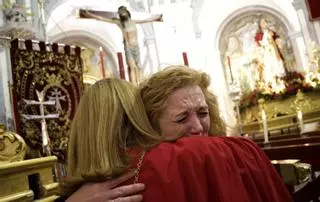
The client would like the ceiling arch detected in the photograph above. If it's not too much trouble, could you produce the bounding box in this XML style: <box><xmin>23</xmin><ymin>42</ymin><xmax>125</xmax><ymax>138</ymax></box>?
<box><xmin>216</xmin><ymin>4</ymin><xmax>297</xmax><ymax>50</ymax></box>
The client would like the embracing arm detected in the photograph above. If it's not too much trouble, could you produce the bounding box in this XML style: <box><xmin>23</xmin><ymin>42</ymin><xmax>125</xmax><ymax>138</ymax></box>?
<box><xmin>62</xmin><ymin>172</ymin><xmax>145</xmax><ymax>202</ymax></box>
<box><xmin>134</xmin><ymin>14</ymin><xmax>163</xmax><ymax>24</ymax></box>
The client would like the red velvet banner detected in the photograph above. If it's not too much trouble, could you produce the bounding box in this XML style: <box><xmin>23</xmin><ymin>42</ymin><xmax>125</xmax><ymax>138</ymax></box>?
<box><xmin>10</xmin><ymin>39</ymin><xmax>83</xmax><ymax>162</ymax></box>
<box><xmin>306</xmin><ymin>0</ymin><xmax>320</xmax><ymax>21</ymax></box>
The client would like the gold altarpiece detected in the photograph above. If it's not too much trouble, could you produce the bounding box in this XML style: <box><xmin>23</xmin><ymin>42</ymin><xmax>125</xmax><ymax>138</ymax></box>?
<box><xmin>0</xmin><ymin>124</ymin><xmax>60</xmax><ymax>201</ymax></box>
<box><xmin>220</xmin><ymin>11</ymin><xmax>320</xmax><ymax>134</ymax></box>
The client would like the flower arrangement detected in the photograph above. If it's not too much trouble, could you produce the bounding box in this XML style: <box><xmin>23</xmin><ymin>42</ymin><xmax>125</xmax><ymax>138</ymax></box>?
<box><xmin>239</xmin><ymin>71</ymin><xmax>320</xmax><ymax>112</ymax></box>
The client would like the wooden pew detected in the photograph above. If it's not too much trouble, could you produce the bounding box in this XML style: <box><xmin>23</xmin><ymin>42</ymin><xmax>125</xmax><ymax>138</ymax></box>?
<box><xmin>257</xmin><ymin>136</ymin><xmax>320</xmax><ymax>148</ymax></box>
<box><xmin>263</xmin><ymin>142</ymin><xmax>320</xmax><ymax>166</ymax></box>
<box><xmin>256</xmin><ymin>131</ymin><xmax>320</xmax><ymax>166</ymax></box>
<box><xmin>251</xmin><ymin>131</ymin><xmax>320</xmax><ymax>202</ymax></box>
<box><xmin>0</xmin><ymin>156</ymin><xmax>59</xmax><ymax>202</ymax></box>
<box><xmin>251</xmin><ymin>130</ymin><xmax>320</xmax><ymax>144</ymax></box>
<box><xmin>262</xmin><ymin>143</ymin><xmax>320</xmax><ymax>201</ymax></box>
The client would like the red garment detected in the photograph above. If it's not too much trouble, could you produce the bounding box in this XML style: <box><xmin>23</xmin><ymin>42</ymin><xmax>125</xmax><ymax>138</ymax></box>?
<box><xmin>129</xmin><ymin>136</ymin><xmax>292</xmax><ymax>202</ymax></box>
<box><xmin>255</xmin><ymin>31</ymin><xmax>264</xmax><ymax>46</ymax></box>
<box><xmin>254</xmin><ymin>30</ymin><xmax>285</xmax><ymax>62</ymax></box>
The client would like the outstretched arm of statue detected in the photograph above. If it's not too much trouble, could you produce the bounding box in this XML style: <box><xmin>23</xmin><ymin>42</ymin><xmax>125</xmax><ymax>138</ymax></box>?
<box><xmin>78</xmin><ymin>9</ymin><xmax>119</xmax><ymax>24</ymax></box>
<box><xmin>135</xmin><ymin>14</ymin><xmax>163</xmax><ymax>24</ymax></box>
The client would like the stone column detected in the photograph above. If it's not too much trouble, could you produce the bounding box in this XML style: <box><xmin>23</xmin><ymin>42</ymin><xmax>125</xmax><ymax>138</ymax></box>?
<box><xmin>30</xmin><ymin>0</ymin><xmax>46</xmax><ymax>40</ymax></box>
<box><xmin>314</xmin><ymin>21</ymin><xmax>320</xmax><ymax>43</ymax></box>
<box><xmin>143</xmin><ymin>36</ymin><xmax>160</xmax><ymax>75</ymax></box>
<box><xmin>0</xmin><ymin>2</ymin><xmax>13</xmax><ymax>127</ymax></box>
<box><xmin>191</xmin><ymin>0</ymin><xmax>204</xmax><ymax>39</ymax></box>
<box><xmin>0</xmin><ymin>41</ymin><xmax>14</xmax><ymax>130</ymax></box>
<box><xmin>288</xmin><ymin>31</ymin><xmax>309</xmax><ymax>72</ymax></box>
<box><xmin>24</xmin><ymin>0</ymin><xmax>32</xmax><ymax>21</ymax></box>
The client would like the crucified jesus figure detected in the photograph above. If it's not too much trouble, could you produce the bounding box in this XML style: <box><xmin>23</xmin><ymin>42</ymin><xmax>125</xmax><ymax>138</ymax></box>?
<box><xmin>79</xmin><ymin>6</ymin><xmax>163</xmax><ymax>85</ymax></box>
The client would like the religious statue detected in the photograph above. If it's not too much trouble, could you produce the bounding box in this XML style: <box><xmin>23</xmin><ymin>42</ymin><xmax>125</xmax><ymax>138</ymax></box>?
<box><xmin>255</xmin><ymin>18</ymin><xmax>287</xmax><ymax>85</ymax></box>
<box><xmin>79</xmin><ymin>6</ymin><xmax>163</xmax><ymax>85</ymax></box>
<box><xmin>0</xmin><ymin>1</ymin><xmax>34</xmax><ymax>39</ymax></box>
<box><xmin>0</xmin><ymin>1</ymin><xmax>28</xmax><ymax>23</ymax></box>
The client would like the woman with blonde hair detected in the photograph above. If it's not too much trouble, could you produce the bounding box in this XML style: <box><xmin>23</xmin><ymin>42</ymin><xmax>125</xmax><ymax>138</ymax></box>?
<box><xmin>63</xmin><ymin>67</ymin><xmax>292</xmax><ymax>202</ymax></box>
<box><xmin>139</xmin><ymin>65</ymin><xmax>225</xmax><ymax>137</ymax></box>
<box><xmin>59</xmin><ymin>78</ymin><xmax>160</xmax><ymax>201</ymax></box>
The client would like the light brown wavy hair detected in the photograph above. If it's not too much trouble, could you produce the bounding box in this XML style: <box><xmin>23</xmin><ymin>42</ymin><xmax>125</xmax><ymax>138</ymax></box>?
<box><xmin>61</xmin><ymin>78</ymin><xmax>160</xmax><ymax>197</ymax></box>
<box><xmin>139</xmin><ymin>65</ymin><xmax>226</xmax><ymax>136</ymax></box>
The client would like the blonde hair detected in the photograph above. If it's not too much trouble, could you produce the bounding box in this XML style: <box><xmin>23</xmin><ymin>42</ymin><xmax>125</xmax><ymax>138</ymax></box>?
<box><xmin>139</xmin><ymin>66</ymin><xmax>226</xmax><ymax>136</ymax></box>
<box><xmin>63</xmin><ymin>78</ymin><xmax>160</xmax><ymax>196</ymax></box>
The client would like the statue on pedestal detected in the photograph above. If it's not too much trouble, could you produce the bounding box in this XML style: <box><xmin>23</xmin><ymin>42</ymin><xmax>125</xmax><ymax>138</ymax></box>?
<box><xmin>254</xmin><ymin>18</ymin><xmax>287</xmax><ymax>86</ymax></box>
<box><xmin>0</xmin><ymin>1</ymin><xmax>35</xmax><ymax>40</ymax></box>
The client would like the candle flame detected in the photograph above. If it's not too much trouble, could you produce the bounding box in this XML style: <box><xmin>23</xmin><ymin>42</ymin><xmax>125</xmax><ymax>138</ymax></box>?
<box><xmin>261</xmin><ymin>110</ymin><xmax>267</xmax><ymax>120</ymax></box>
<box><xmin>297</xmin><ymin>111</ymin><xmax>303</xmax><ymax>119</ymax></box>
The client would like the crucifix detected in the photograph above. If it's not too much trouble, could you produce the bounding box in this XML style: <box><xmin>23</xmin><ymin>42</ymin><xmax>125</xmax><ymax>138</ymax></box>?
<box><xmin>78</xmin><ymin>6</ymin><xmax>163</xmax><ymax>85</ymax></box>
<box><xmin>22</xmin><ymin>90</ymin><xmax>59</xmax><ymax>156</ymax></box>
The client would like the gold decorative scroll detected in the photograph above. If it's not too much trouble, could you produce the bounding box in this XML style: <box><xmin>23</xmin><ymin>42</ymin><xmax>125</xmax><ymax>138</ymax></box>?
<box><xmin>10</xmin><ymin>39</ymin><xmax>83</xmax><ymax>162</ymax></box>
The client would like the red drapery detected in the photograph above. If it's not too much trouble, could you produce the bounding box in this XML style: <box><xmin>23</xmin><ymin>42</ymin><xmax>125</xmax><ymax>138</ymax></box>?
<box><xmin>306</xmin><ymin>0</ymin><xmax>320</xmax><ymax>21</ymax></box>
<box><xmin>10</xmin><ymin>39</ymin><xmax>83</xmax><ymax>162</ymax></box>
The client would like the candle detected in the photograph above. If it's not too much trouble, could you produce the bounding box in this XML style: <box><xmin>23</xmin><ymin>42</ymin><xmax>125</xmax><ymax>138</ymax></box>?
<box><xmin>297</xmin><ymin>110</ymin><xmax>304</xmax><ymax>134</ymax></box>
<box><xmin>117</xmin><ymin>52</ymin><xmax>125</xmax><ymax>80</ymax></box>
<box><xmin>99</xmin><ymin>47</ymin><xmax>106</xmax><ymax>79</ymax></box>
<box><xmin>261</xmin><ymin>110</ymin><xmax>269</xmax><ymax>143</ymax></box>
<box><xmin>182</xmin><ymin>52</ymin><xmax>189</xmax><ymax>66</ymax></box>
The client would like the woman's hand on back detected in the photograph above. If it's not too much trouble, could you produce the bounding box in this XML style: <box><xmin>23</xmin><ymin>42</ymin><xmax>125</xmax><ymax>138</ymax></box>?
<box><xmin>66</xmin><ymin>172</ymin><xmax>145</xmax><ymax>202</ymax></box>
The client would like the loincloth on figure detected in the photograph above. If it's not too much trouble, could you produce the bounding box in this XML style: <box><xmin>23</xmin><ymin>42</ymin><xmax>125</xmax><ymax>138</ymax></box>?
<box><xmin>124</xmin><ymin>42</ymin><xmax>141</xmax><ymax>69</ymax></box>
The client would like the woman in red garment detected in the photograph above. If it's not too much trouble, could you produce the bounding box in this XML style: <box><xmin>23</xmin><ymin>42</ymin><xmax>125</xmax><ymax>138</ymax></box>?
<box><xmin>135</xmin><ymin>66</ymin><xmax>291</xmax><ymax>202</ymax></box>
<box><xmin>63</xmin><ymin>67</ymin><xmax>292</xmax><ymax>202</ymax></box>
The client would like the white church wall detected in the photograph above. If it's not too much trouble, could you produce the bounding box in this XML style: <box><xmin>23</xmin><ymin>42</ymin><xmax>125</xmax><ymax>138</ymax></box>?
<box><xmin>151</xmin><ymin>3</ymin><xmax>195</xmax><ymax>67</ymax></box>
<box><xmin>45</xmin><ymin>0</ymin><xmax>307</xmax><ymax>135</ymax></box>
<box><xmin>47</xmin><ymin>17</ymin><xmax>122</xmax><ymax>54</ymax></box>
<box><xmin>46</xmin><ymin>0</ymin><xmax>152</xmax><ymax>81</ymax></box>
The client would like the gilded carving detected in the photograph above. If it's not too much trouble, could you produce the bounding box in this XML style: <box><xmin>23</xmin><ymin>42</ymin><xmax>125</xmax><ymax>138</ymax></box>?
<box><xmin>242</xmin><ymin>91</ymin><xmax>320</xmax><ymax>133</ymax></box>
<box><xmin>0</xmin><ymin>124</ymin><xmax>26</xmax><ymax>162</ymax></box>
<box><xmin>11</xmin><ymin>40</ymin><xmax>83</xmax><ymax>162</ymax></box>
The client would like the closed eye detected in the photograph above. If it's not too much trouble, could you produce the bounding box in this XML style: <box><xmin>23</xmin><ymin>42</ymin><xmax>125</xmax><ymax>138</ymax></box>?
<box><xmin>175</xmin><ymin>116</ymin><xmax>187</xmax><ymax>123</ymax></box>
<box><xmin>198</xmin><ymin>111</ymin><xmax>209</xmax><ymax>118</ymax></box>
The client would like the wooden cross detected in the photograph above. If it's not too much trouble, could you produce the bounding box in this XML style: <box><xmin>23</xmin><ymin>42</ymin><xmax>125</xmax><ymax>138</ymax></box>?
<box><xmin>77</xmin><ymin>6</ymin><xmax>162</xmax><ymax>85</ymax></box>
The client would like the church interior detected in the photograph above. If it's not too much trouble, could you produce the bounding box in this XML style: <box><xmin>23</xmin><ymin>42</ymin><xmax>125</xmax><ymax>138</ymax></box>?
<box><xmin>0</xmin><ymin>0</ymin><xmax>320</xmax><ymax>201</ymax></box>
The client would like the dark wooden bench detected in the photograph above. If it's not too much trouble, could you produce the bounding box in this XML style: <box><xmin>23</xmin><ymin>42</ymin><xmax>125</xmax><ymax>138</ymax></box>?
<box><xmin>251</xmin><ymin>131</ymin><xmax>320</xmax><ymax>202</ymax></box>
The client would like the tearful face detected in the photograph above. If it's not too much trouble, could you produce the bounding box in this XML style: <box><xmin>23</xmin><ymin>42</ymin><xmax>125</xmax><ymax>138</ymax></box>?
<box><xmin>158</xmin><ymin>85</ymin><xmax>210</xmax><ymax>138</ymax></box>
